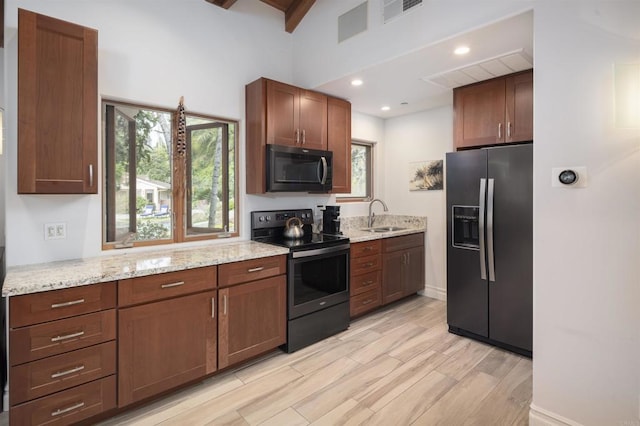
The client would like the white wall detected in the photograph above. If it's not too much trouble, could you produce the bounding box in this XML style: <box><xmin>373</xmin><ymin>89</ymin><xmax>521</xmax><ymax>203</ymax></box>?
<box><xmin>530</xmin><ymin>2</ymin><xmax>640</xmax><ymax>425</ymax></box>
<box><xmin>382</xmin><ymin>106</ymin><xmax>453</xmax><ymax>300</ymax></box>
<box><xmin>3</xmin><ymin>0</ymin><xmax>294</xmax><ymax>266</ymax></box>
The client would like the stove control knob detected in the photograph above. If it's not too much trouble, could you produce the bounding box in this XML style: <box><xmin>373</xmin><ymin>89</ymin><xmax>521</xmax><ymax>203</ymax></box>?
<box><xmin>266</xmin><ymin>215</ymin><xmax>271</xmax><ymax>221</ymax></box>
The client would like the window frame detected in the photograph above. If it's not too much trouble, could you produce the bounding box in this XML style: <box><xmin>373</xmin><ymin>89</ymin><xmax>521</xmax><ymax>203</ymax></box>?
<box><xmin>101</xmin><ymin>99</ymin><xmax>239</xmax><ymax>250</ymax></box>
<box><xmin>336</xmin><ymin>139</ymin><xmax>374</xmax><ymax>202</ymax></box>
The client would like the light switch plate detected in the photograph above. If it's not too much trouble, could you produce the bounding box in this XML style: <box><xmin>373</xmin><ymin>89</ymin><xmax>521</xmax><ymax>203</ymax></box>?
<box><xmin>551</xmin><ymin>166</ymin><xmax>588</xmax><ymax>188</ymax></box>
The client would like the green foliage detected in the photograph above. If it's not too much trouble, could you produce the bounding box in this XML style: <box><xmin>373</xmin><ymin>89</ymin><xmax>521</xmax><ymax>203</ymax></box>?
<box><xmin>136</xmin><ymin>196</ymin><xmax>150</xmax><ymax>213</ymax></box>
<box><xmin>136</xmin><ymin>220</ymin><xmax>169</xmax><ymax>240</ymax></box>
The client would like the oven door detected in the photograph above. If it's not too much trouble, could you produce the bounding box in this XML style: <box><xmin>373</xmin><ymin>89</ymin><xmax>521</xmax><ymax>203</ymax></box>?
<box><xmin>288</xmin><ymin>244</ymin><xmax>350</xmax><ymax>319</ymax></box>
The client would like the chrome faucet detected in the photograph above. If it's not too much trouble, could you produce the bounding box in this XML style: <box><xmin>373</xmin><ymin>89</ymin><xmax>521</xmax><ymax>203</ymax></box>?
<box><xmin>368</xmin><ymin>199</ymin><xmax>389</xmax><ymax>228</ymax></box>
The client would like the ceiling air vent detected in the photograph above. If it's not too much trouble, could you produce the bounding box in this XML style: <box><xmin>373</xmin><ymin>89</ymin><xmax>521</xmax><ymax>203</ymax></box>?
<box><xmin>383</xmin><ymin>0</ymin><xmax>423</xmax><ymax>24</ymax></box>
<box><xmin>422</xmin><ymin>49</ymin><xmax>533</xmax><ymax>89</ymax></box>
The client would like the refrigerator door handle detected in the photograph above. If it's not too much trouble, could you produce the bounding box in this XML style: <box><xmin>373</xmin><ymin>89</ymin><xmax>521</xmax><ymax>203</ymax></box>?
<box><xmin>479</xmin><ymin>178</ymin><xmax>487</xmax><ymax>280</ymax></box>
<box><xmin>487</xmin><ymin>178</ymin><xmax>496</xmax><ymax>282</ymax></box>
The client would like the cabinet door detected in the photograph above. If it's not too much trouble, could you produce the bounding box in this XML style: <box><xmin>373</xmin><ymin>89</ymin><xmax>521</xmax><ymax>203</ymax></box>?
<box><xmin>299</xmin><ymin>90</ymin><xmax>328</xmax><ymax>150</ymax></box>
<box><xmin>453</xmin><ymin>78</ymin><xmax>506</xmax><ymax>149</ymax></box>
<box><xmin>403</xmin><ymin>246</ymin><xmax>425</xmax><ymax>295</ymax></box>
<box><xmin>18</xmin><ymin>9</ymin><xmax>98</xmax><ymax>194</ymax></box>
<box><xmin>118</xmin><ymin>291</ymin><xmax>216</xmax><ymax>407</ymax></box>
<box><xmin>266</xmin><ymin>80</ymin><xmax>299</xmax><ymax>146</ymax></box>
<box><xmin>218</xmin><ymin>276</ymin><xmax>286</xmax><ymax>369</ymax></box>
<box><xmin>505</xmin><ymin>70</ymin><xmax>533</xmax><ymax>143</ymax></box>
<box><xmin>328</xmin><ymin>97</ymin><xmax>351</xmax><ymax>193</ymax></box>
<box><xmin>382</xmin><ymin>250</ymin><xmax>405</xmax><ymax>305</ymax></box>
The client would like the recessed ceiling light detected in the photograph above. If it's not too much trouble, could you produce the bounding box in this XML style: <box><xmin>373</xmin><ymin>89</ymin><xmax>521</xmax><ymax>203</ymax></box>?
<box><xmin>351</xmin><ymin>79</ymin><xmax>363</xmax><ymax>86</ymax></box>
<box><xmin>454</xmin><ymin>46</ymin><xmax>470</xmax><ymax>55</ymax></box>
<box><xmin>381</xmin><ymin>106</ymin><xmax>390</xmax><ymax>111</ymax></box>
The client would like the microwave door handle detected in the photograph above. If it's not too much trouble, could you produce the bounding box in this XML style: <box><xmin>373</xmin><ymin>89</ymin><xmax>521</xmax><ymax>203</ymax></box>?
<box><xmin>319</xmin><ymin>156</ymin><xmax>328</xmax><ymax>184</ymax></box>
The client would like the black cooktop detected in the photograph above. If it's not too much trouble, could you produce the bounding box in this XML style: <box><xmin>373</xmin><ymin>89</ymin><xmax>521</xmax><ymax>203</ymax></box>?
<box><xmin>250</xmin><ymin>209</ymin><xmax>349</xmax><ymax>252</ymax></box>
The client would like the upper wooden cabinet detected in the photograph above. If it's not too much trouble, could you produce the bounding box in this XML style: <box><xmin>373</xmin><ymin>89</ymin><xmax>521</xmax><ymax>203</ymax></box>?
<box><xmin>18</xmin><ymin>9</ymin><xmax>98</xmax><ymax>194</ymax></box>
<box><xmin>328</xmin><ymin>97</ymin><xmax>352</xmax><ymax>194</ymax></box>
<box><xmin>266</xmin><ymin>79</ymin><xmax>327</xmax><ymax>149</ymax></box>
<box><xmin>453</xmin><ymin>70</ymin><xmax>533</xmax><ymax>150</ymax></box>
<box><xmin>246</xmin><ymin>77</ymin><xmax>351</xmax><ymax>194</ymax></box>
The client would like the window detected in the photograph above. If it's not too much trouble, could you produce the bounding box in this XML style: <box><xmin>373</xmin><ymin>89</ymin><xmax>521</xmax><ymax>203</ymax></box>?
<box><xmin>102</xmin><ymin>100</ymin><xmax>238</xmax><ymax>249</ymax></box>
<box><xmin>337</xmin><ymin>140</ymin><xmax>373</xmax><ymax>201</ymax></box>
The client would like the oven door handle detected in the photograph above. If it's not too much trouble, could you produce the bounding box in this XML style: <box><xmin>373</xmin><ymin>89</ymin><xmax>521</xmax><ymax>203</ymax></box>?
<box><xmin>291</xmin><ymin>243</ymin><xmax>351</xmax><ymax>258</ymax></box>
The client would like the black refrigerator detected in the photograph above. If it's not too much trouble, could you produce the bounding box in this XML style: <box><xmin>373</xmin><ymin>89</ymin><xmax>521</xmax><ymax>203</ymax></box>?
<box><xmin>446</xmin><ymin>144</ymin><xmax>532</xmax><ymax>356</ymax></box>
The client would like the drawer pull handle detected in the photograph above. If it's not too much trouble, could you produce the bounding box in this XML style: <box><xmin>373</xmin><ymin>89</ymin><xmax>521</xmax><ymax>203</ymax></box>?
<box><xmin>362</xmin><ymin>280</ymin><xmax>375</xmax><ymax>286</ymax></box>
<box><xmin>247</xmin><ymin>267</ymin><xmax>264</xmax><ymax>273</ymax></box>
<box><xmin>363</xmin><ymin>247</ymin><xmax>372</xmax><ymax>251</ymax></box>
<box><xmin>161</xmin><ymin>281</ymin><xmax>185</xmax><ymax>289</ymax></box>
<box><xmin>51</xmin><ymin>299</ymin><xmax>85</xmax><ymax>309</ymax></box>
<box><xmin>51</xmin><ymin>365</ymin><xmax>85</xmax><ymax>379</ymax></box>
<box><xmin>362</xmin><ymin>299</ymin><xmax>374</xmax><ymax>305</ymax></box>
<box><xmin>51</xmin><ymin>401</ymin><xmax>85</xmax><ymax>417</ymax></box>
<box><xmin>51</xmin><ymin>331</ymin><xmax>85</xmax><ymax>342</ymax></box>
<box><xmin>364</xmin><ymin>262</ymin><xmax>374</xmax><ymax>267</ymax></box>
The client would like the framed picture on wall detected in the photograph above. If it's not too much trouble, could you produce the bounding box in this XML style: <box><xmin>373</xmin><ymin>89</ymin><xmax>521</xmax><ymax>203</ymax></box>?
<box><xmin>409</xmin><ymin>160</ymin><xmax>443</xmax><ymax>191</ymax></box>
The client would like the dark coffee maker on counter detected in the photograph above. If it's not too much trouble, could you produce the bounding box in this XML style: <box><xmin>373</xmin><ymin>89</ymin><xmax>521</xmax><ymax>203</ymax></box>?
<box><xmin>322</xmin><ymin>205</ymin><xmax>341</xmax><ymax>235</ymax></box>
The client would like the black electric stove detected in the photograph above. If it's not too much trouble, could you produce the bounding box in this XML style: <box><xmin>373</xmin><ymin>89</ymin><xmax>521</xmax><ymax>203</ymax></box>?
<box><xmin>250</xmin><ymin>209</ymin><xmax>350</xmax><ymax>352</ymax></box>
<box><xmin>250</xmin><ymin>209</ymin><xmax>349</xmax><ymax>250</ymax></box>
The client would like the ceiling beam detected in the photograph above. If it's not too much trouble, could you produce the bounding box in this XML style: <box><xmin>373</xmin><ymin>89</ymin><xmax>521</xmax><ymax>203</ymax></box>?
<box><xmin>204</xmin><ymin>0</ymin><xmax>238</xmax><ymax>9</ymax></box>
<box><xmin>285</xmin><ymin>0</ymin><xmax>315</xmax><ymax>33</ymax></box>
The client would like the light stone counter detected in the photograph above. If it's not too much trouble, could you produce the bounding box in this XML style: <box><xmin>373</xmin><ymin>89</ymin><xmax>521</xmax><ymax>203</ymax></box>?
<box><xmin>2</xmin><ymin>241</ymin><xmax>289</xmax><ymax>297</ymax></box>
<box><xmin>339</xmin><ymin>215</ymin><xmax>427</xmax><ymax>243</ymax></box>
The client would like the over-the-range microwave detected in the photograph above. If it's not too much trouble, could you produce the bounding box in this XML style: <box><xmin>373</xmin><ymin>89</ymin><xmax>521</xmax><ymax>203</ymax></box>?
<box><xmin>266</xmin><ymin>144</ymin><xmax>333</xmax><ymax>192</ymax></box>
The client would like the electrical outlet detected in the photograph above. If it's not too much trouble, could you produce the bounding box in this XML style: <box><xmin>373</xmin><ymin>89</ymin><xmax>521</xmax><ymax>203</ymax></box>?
<box><xmin>44</xmin><ymin>222</ymin><xmax>66</xmax><ymax>240</ymax></box>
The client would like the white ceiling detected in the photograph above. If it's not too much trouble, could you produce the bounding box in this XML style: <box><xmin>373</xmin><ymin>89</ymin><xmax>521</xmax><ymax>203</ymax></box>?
<box><xmin>314</xmin><ymin>10</ymin><xmax>533</xmax><ymax>119</ymax></box>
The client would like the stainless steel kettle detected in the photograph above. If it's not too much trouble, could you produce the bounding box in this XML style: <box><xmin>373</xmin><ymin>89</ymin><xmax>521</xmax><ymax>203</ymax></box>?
<box><xmin>283</xmin><ymin>217</ymin><xmax>304</xmax><ymax>239</ymax></box>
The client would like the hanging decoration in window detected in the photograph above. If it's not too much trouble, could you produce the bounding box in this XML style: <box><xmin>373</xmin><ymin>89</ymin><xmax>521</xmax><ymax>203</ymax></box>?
<box><xmin>176</xmin><ymin>96</ymin><xmax>187</xmax><ymax>155</ymax></box>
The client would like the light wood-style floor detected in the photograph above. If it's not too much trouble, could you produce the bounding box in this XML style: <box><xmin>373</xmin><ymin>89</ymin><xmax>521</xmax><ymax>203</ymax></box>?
<box><xmin>94</xmin><ymin>295</ymin><xmax>531</xmax><ymax>425</ymax></box>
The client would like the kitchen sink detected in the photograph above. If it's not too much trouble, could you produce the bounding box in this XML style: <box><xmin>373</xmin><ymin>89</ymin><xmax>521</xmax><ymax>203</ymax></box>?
<box><xmin>361</xmin><ymin>226</ymin><xmax>407</xmax><ymax>233</ymax></box>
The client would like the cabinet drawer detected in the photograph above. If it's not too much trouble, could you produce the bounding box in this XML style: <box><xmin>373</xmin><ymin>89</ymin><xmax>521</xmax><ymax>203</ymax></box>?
<box><xmin>118</xmin><ymin>266</ymin><xmax>216</xmax><ymax>306</ymax></box>
<box><xmin>350</xmin><ymin>288</ymin><xmax>381</xmax><ymax>317</ymax></box>
<box><xmin>382</xmin><ymin>233</ymin><xmax>424</xmax><ymax>253</ymax></box>
<box><xmin>10</xmin><ymin>310</ymin><xmax>116</xmax><ymax>366</ymax></box>
<box><xmin>351</xmin><ymin>271</ymin><xmax>381</xmax><ymax>296</ymax></box>
<box><xmin>218</xmin><ymin>255</ymin><xmax>286</xmax><ymax>288</ymax></box>
<box><xmin>10</xmin><ymin>341</ymin><xmax>116</xmax><ymax>405</ymax></box>
<box><xmin>10</xmin><ymin>375</ymin><xmax>116</xmax><ymax>426</ymax></box>
<box><xmin>10</xmin><ymin>282</ymin><xmax>116</xmax><ymax>328</ymax></box>
<box><xmin>351</xmin><ymin>240</ymin><xmax>381</xmax><ymax>258</ymax></box>
<box><xmin>350</xmin><ymin>254</ymin><xmax>381</xmax><ymax>276</ymax></box>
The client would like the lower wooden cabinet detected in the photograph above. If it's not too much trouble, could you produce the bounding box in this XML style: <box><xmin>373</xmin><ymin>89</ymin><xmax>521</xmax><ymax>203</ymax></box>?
<box><xmin>350</xmin><ymin>240</ymin><xmax>382</xmax><ymax>318</ymax></box>
<box><xmin>218</xmin><ymin>275</ymin><xmax>286</xmax><ymax>369</ymax></box>
<box><xmin>10</xmin><ymin>376</ymin><xmax>116</xmax><ymax>426</ymax></box>
<box><xmin>118</xmin><ymin>291</ymin><xmax>217</xmax><ymax>407</ymax></box>
<box><xmin>381</xmin><ymin>233</ymin><xmax>425</xmax><ymax>305</ymax></box>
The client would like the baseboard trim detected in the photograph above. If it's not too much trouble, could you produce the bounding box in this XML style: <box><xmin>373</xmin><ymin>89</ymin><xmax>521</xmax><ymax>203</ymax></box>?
<box><xmin>529</xmin><ymin>404</ymin><xmax>583</xmax><ymax>426</ymax></box>
<box><xmin>420</xmin><ymin>285</ymin><xmax>446</xmax><ymax>301</ymax></box>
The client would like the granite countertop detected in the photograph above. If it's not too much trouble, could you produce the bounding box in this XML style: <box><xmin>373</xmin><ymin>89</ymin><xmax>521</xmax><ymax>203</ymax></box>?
<box><xmin>340</xmin><ymin>214</ymin><xmax>427</xmax><ymax>243</ymax></box>
<box><xmin>2</xmin><ymin>241</ymin><xmax>289</xmax><ymax>297</ymax></box>
<box><xmin>2</xmin><ymin>215</ymin><xmax>427</xmax><ymax>297</ymax></box>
